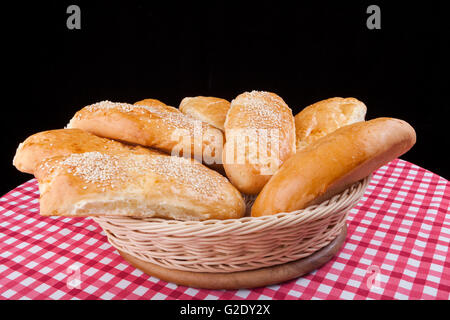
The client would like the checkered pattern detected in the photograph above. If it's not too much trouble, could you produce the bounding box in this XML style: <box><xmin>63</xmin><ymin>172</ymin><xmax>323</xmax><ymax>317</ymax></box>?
<box><xmin>0</xmin><ymin>159</ymin><xmax>449</xmax><ymax>300</ymax></box>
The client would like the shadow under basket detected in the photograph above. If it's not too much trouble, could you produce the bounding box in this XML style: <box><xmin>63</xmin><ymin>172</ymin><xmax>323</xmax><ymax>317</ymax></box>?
<box><xmin>93</xmin><ymin>176</ymin><xmax>371</xmax><ymax>289</ymax></box>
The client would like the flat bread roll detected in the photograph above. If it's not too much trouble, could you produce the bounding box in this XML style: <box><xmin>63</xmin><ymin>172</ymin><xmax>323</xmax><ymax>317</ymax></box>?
<box><xmin>251</xmin><ymin>118</ymin><xmax>416</xmax><ymax>217</ymax></box>
<box><xmin>13</xmin><ymin>128</ymin><xmax>159</xmax><ymax>174</ymax></box>
<box><xmin>67</xmin><ymin>100</ymin><xmax>224</xmax><ymax>166</ymax></box>
<box><xmin>179</xmin><ymin>96</ymin><xmax>231</xmax><ymax>131</ymax></box>
<box><xmin>295</xmin><ymin>97</ymin><xmax>367</xmax><ymax>150</ymax></box>
<box><xmin>35</xmin><ymin>151</ymin><xmax>246</xmax><ymax>220</ymax></box>
<box><xmin>223</xmin><ymin>91</ymin><xmax>296</xmax><ymax>195</ymax></box>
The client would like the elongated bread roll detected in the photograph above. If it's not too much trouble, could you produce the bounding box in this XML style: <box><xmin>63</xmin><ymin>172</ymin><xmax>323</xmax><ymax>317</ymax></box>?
<box><xmin>134</xmin><ymin>98</ymin><xmax>171</xmax><ymax>108</ymax></box>
<box><xmin>223</xmin><ymin>91</ymin><xmax>296</xmax><ymax>194</ymax></box>
<box><xmin>295</xmin><ymin>97</ymin><xmax>367</xmax><ymax>150</ymax></box>
<box><xmin>35</xmin><ymin>151</ymin><xmax>245</xmax><ymax>220</ymax></box>
<box><xmin>251</xmin><ymin>118</ymin><xmax>416</xmax><ymax>217</ymax></box>
<box><xmin>67</xmin><ymin>100</ymin><xmax>224</xmax><ymax>166</ymax></box>
<box><xmin>13</xmin><ymin>128</ymin><xmax>159</xmax><ymax>174</ymax></box>
<box><xmin>179</xmin><ymin>96</ymin><xmax>231</xmax><ymax>131</ymax></box>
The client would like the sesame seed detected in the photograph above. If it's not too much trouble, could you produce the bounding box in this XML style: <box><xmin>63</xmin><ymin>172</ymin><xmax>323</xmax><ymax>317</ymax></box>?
<box><xmin>83</xmin><ymin>100</ymin><xmax>209</xmax><ymax>132</ymax></box>
<box><xmin>230</xmin><ymin>91</ymin><xmax>291</xmax><ymax>129</ymax></box>
<box><xmin>51</xmin><ymin>152</ymin><xmax>226</xmax><ymax>199</ymax></box>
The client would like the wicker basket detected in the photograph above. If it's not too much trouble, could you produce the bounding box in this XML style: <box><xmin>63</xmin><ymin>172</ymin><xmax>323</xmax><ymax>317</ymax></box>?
<box><xmin>93</xmin><ymin>176</ymin><xmax>371</xmax><ymax>273</ymax></box>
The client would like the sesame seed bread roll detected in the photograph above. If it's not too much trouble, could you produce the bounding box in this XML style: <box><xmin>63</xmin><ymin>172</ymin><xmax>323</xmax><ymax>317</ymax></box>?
<box><xmin>13</xmin><ymin>128</ymin><xmax>160</xmax><ymax>174</ymax></box>
<box><xmin>251</xmin><ymin>118</ymin><xmax>416</xmax><ymax>217</ymax></box>
<box><xmin>179</xmin><ymin>96</ymin><xmax>231</xmax><ymax>131</ymax></box>
<box><xmin>222</xmin><ymin>91</ymin><xmax>296</xmax><ymax>195</ymax></box>
<box><xmin>67</xmin><ymin>100</ymin><xmax>224</xmax><ymax>166</ymax></box>
<box><xmin>295</xmin><ymin>97</ymin><xmax>367</xmax><ymax>150</ymax></box>
<box><xmin>35</xmin><ymin>152</ymin><xmax>246</xmax><ymax>220</ymax></box>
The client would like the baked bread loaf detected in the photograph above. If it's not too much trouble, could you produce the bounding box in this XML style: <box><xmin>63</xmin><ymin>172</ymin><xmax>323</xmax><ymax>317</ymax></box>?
<box><xmin>35</xmin><ymin>151</ymin><xmax>245</xmax><ymax>220</ymax></box>
<box><xmin>134</xmin><ymin>98</ymin><xmax>171</xmax><ymax>109</ymax></box>
<box><xmin>13</xmin><ymin>128</ymin><xmax>159</xmax><ymax>174</ymax></box>
<box><xmin>295</xmin><ymin>97</ymin><xmax>367</xmax><ymax>150</ymax></box>
<box><xmin>179</xmin><ymin>96</ymin><xmax>231</xmax><ymax>131</ymax></box>
<box><xmin>251</xmin><ymin>117</ymin><xmax>416</xmax><ymax>217</ymax></box>
<box><xmin>67</xmin><ymin>100</ymin><xmax>224</xmax><ymax>166</ymax></box>
<box><xmin>222</xmin><ymin>91</ymin><xmax>296</xmax><ymax>194</ymax></box>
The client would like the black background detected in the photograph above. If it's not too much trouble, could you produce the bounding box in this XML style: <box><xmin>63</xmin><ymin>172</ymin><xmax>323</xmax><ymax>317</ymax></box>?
<box><xmin>1</xmin><ymin>300</ymin><xmax>437</xmax><ymax>317</ymax></box>
<box><xmin>2</xmin><ymin>0</ymin><xmax>447</xmax><ymax>196</ymax></box>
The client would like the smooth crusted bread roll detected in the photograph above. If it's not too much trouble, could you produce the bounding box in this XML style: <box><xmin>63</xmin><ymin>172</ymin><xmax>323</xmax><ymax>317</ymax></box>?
<box><xmin>35</xmin><ymin>151</ymin><xmax>246</xmax><ymax>220</ymax></box>
<box><xmin>179</xmin><ymin>96</ymin><xmax>231</xmax><ymax>131</ymax></box>
<box><xmin>13</xmin><ymin>129</ymin><xmax>159</xmax><ymax>174</ymax></box>
<box><xmin>223</xmin><ymin>91</ymin><xmax>296</xmax><ymax>195</ymax></box>
<box><xmin>67</xmin><ymin>100</ymin><xmax>224</xmax><ymax>166</ymax></box>
<box><xmin>135</xmin><ymin>98</ymin><xmax>180</xmax><ymax>112</ymax></box>
<box><xmin>251</xmin><ymin>118</ymin><xmax>416</xmax><ymax>217</ymax></box>
<box><xmin>295</xmin><ymin>97</ymin><xmax>367</xmax><ymax>150</ymax></box>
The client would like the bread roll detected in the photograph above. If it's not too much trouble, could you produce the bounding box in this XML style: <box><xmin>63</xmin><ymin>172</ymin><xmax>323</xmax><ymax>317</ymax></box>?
<box><xmin>223</xmin><ymin>91</ymin><xmax>296</xmax><ymax>194</ymax></box>
<box><xmin>13</xmin><ymin>128</ymin><xmax>159</xmax><ymax>174</ymax></box>
<box><xmin>67</xmin><ymin>100</ymin><xmax>224</xmax><ymax>166</ymax></box>
<box><xmin>251</xmin><ymin>118</ymin><xmax>416</xmax><ymax>217</ymax></box>
<box><xmin>35</xmin><ymin>151</ymin><xmax>245</xmax><ymax>220</ymax></box>
<box><xmin>295</xmin><ymin>97</ymin><xmax>367</xmax><ymax>150</ymax></box>
<box><xmin>134</xmin><ymin>98</ymin><xmax>170</xmax><ymax>108</ymax></box>
<box><xmin>179</xmin><ymin>96</ymin><xmax>231</xmax><ymax>131</ymax></box>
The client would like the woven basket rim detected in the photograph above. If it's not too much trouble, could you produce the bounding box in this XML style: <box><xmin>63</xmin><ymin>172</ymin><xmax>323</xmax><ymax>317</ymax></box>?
<box><xmin>96</xmin><ymin>175</ymin><xmax>371</xmax><ymax>226</ymax></box>
<box><xmin>93</xmin><ymin>176</ymin><xmax>371</xmax><ymax>273</ymax></box>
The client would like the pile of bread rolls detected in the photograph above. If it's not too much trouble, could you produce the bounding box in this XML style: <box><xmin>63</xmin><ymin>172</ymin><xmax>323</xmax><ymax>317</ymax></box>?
<box><xmin>13</xmin><ymin>92</ymin><xmax>416</xmax><ymax>221</ymax></box>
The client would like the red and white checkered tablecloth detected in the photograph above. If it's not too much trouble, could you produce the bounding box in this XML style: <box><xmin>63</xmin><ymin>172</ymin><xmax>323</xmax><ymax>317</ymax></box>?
<box><xmin>0</xmin><ymin>159</ymin><xmax>449</xmax><ymax>300</ymax></box>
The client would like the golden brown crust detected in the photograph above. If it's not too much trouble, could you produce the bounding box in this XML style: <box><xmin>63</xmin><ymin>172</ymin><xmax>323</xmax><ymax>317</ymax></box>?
<box><xmin>222</xmin><ymin>91</ymin><xmax>296</xmax><ymax>194</ymax></box>
<box><xmin>179</xmin><ymin>96</ymin><xmax>231</xmax><ymax>131</ymax></box>
<box><xmin>134</xmin><ymin>98</ymin><xmax>170</xmax><ymax>108</ymax></box>
<box><xmin>35</xmin><ymin>151</ymin><xmax>245</xmax><ymax>220</ymax></box>
<box><xmin>67</xmin><ymin>100</ymin><xmax>224</xmax><ymax>166</ymax></box>
<box><xmin>13</xmin><ymin>129</ymin><xmax>159</xmax><ymax>174</ymax></box>
<box><xmin>251</xmin><ymin>118</ymin><xmax>416</xmax><ymax>217</ymax></box>
<box><xmin>294</xmin><ymin>97</ymin><xmax>367</xmax><ymax>150</ymax></box>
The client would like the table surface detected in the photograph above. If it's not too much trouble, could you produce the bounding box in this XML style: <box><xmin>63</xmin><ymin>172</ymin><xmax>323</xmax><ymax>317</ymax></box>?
<box><xmin>0</xmin><ymin>159</ymin><xmax>449</xmax><ymax>300</ymax></box>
